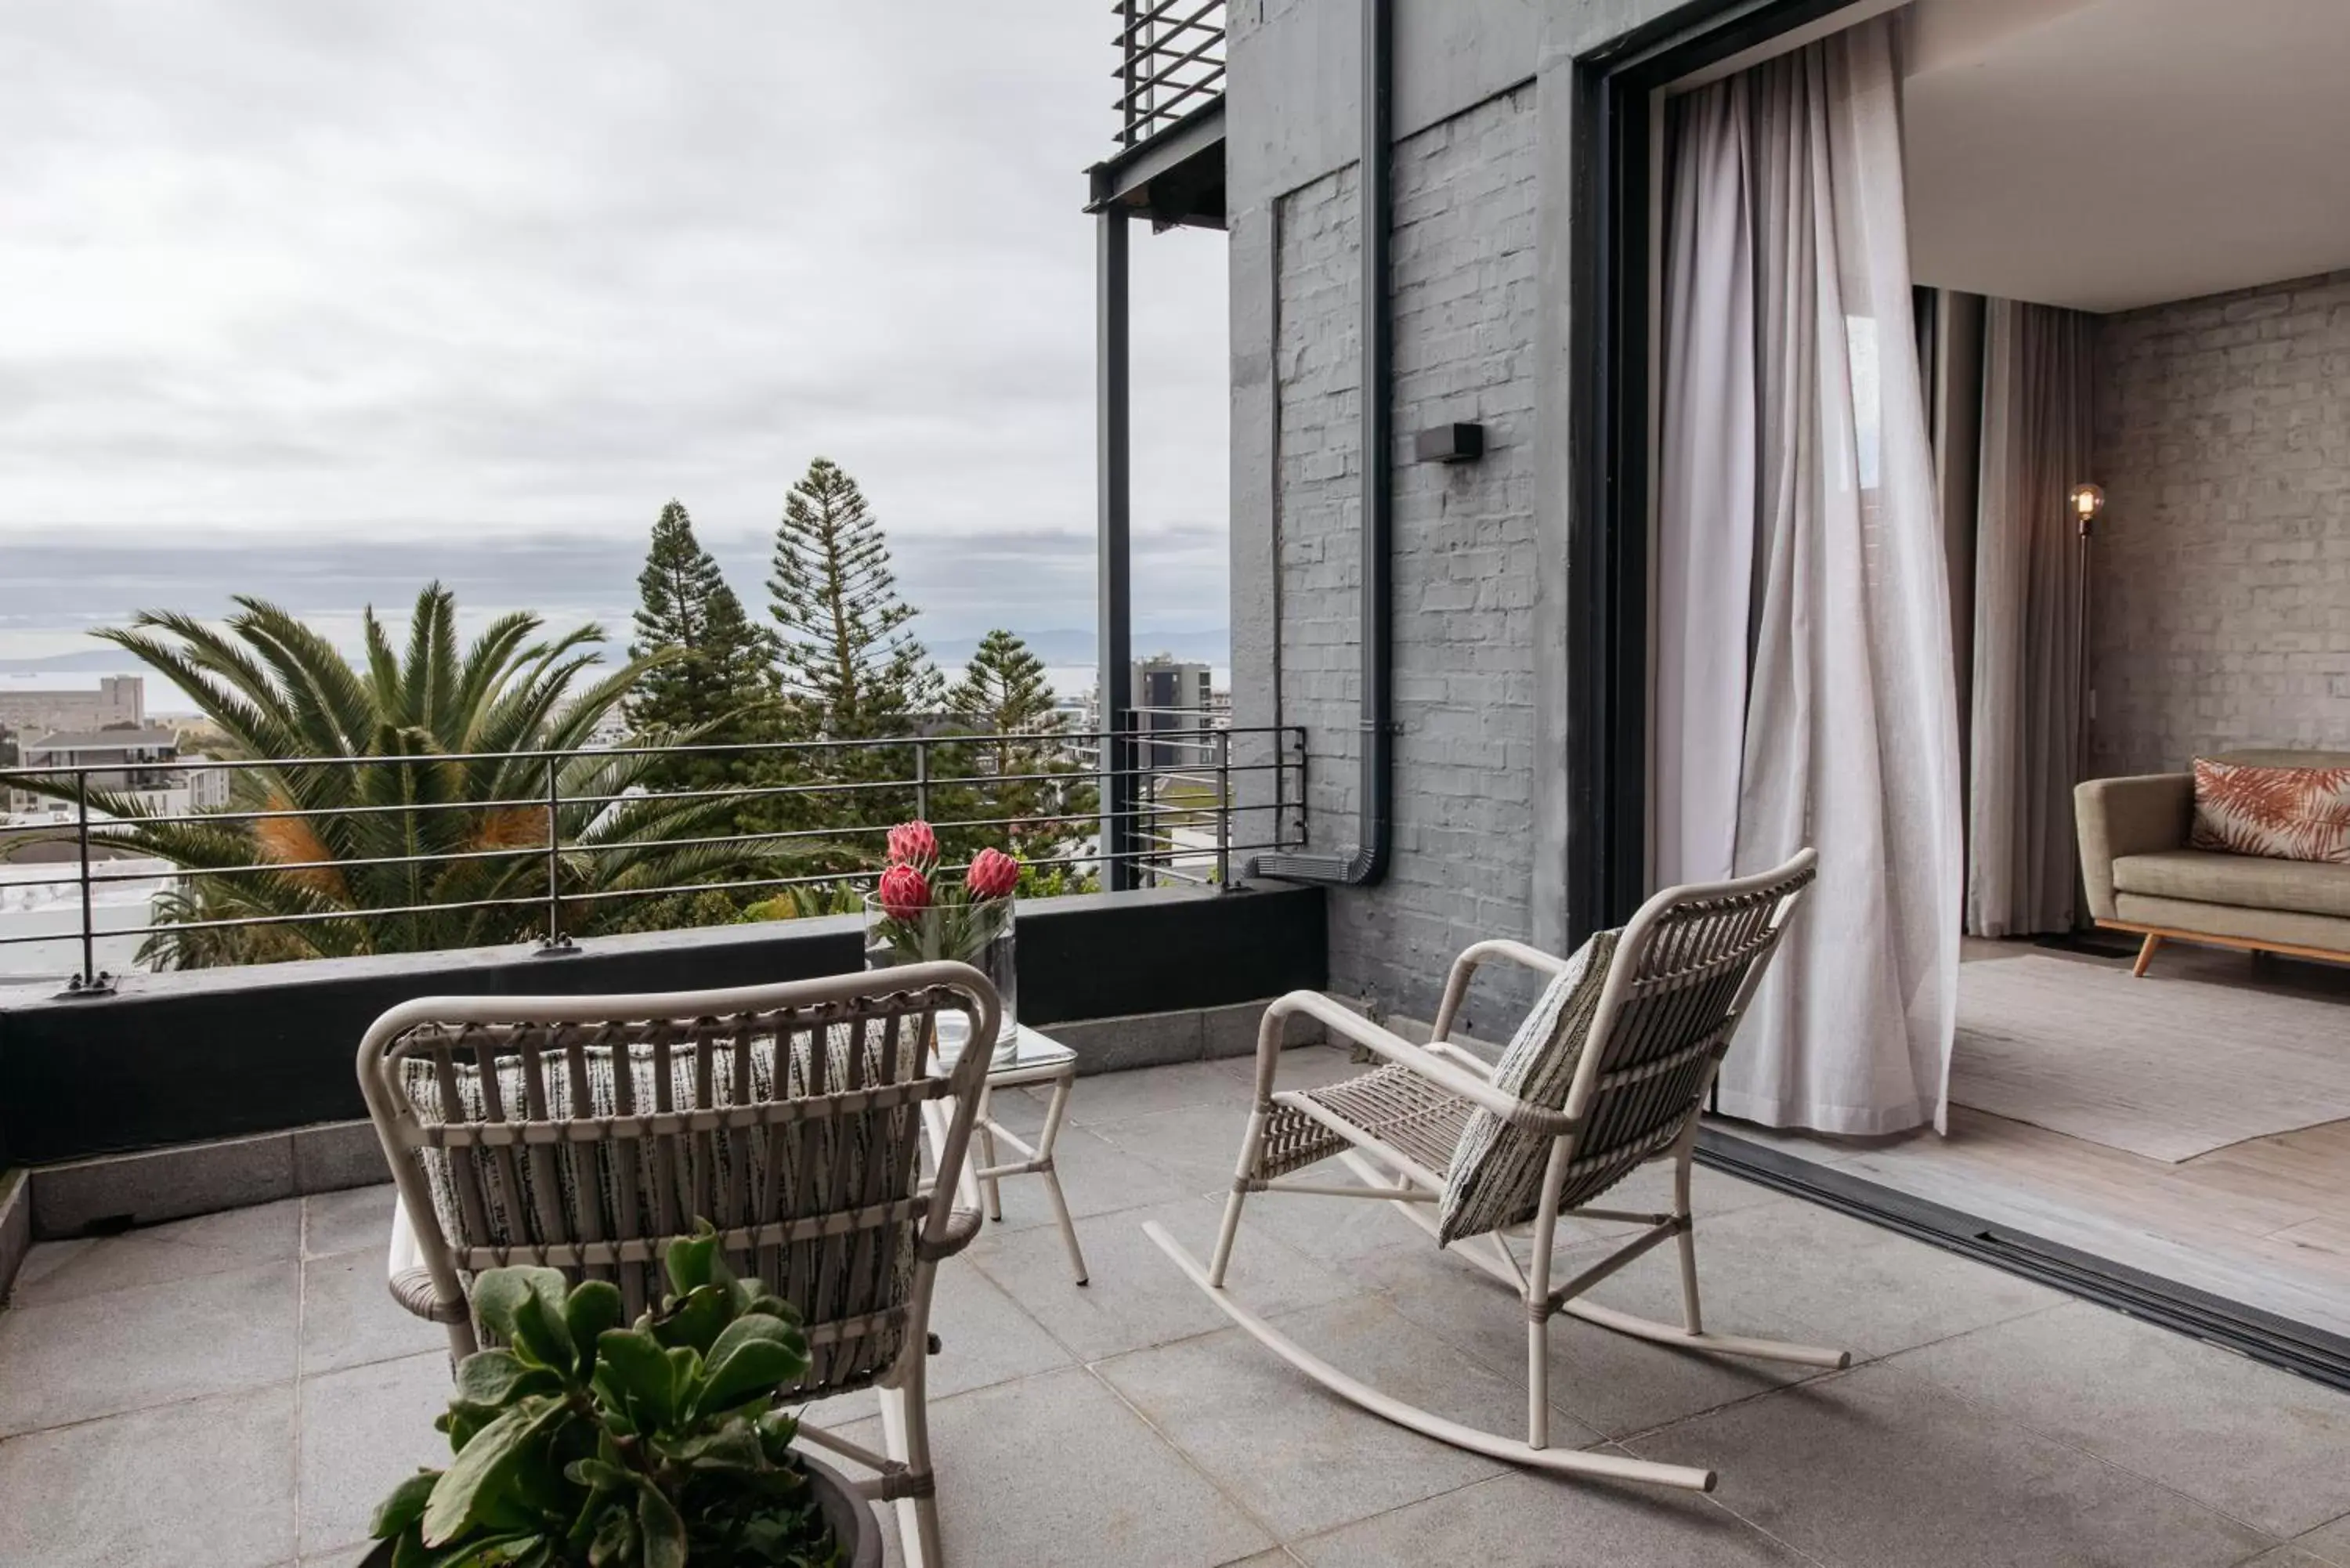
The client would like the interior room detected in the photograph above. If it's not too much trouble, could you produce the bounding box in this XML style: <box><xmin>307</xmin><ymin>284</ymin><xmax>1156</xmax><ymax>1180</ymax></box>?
<box><xmin>1647</xmin><ymin>0</ymin><xmax>2350</xmax><ymax>1342</ymax></box>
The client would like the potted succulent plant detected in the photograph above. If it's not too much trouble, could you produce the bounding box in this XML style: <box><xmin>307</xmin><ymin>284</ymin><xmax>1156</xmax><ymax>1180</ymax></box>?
<box><xmin>363</xmin><ymin>1226</ymin><xmax>876</xmax><ymax>1567</ymax></box>
<box><xmin>862</xmin><ymin>818</ymin><xmax>1021</xmax><ymax>1058</ymax></box>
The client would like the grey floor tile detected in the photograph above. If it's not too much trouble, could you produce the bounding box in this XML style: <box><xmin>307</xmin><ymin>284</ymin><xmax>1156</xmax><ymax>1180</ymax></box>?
<box><xmin>295</xmin><ymin>1351</ymin><xmax>452</xmax><ymax>1559</ymax></box>
<box><xmin>1094</xmin><ymin>1293</ymin><xmax>1601</xmax><ymax>1541</ymax></box>
<box><xmin>1088</xmin><ymin>1100</ymin><xmax>1262</xmax><ymax>1191</ymax></box>
<box><xmin>2294</xmin><ymin>1516</ymin><xmax>2350</xmax><ymax>1566</ymax></box>
<box><xmin>1630</xmin><ymin>1361</ymin><xmax>2272</xmax><ymax>1568</ymax></box>
<box><xmin>1578</xmin><ymin>1158</ymin><xmax>1786</xmax><ymax>1223</ymax></box>
<box><xmin>2240</xmin><ymin>1548</ymin><xmax>2344</xmax><ymax>1568</ymax></box>
<box><xmin>843</xmin><ymin>1367</ymin><xmax>1274</xmax><ymax>1568</ymax></box>
<box><xmin>1344</xmin><ymin>1241</ymin><xmax>1816</xmax><ymax>1438</ymax></box>
<box><xmin>298</xmin><ymin>1549</ymin><xmax>376</xmax><ymax>1568</ymax></box>
<box><xmin>966</xmin><ymin>1123</ymin><xmax>1192</xmax><ymax>1234</ymax></box>
<box><xmin>972</xmin><ymin>1194</ymin><xmax>1358</xmax><ymax>1363</ymax></box>
<box><xmin>1210</xmin><ymin>1044</ymin><xmax>1374</xmax><ymax>1091</ymax></box>
<box><xmin>0</xmin><ymin>1260</ymin><xmax>299</xmax><ymax>1436</ymax></box>
<box><xmin>1054</xmin><ymin>1060</ymin><xmax>1251</xmax><ymax>1127</ymax></box>
<box><xmin>1289</xmin><ymin>1469</ymin><xmax>1817</xmax><ymax>1566</ymax></box>
<box><xmin>1893</xmin><ymin>1302</ymin><xmax>2350</xmax><ymax>1538</ymax></box>
<box><xmin>797</xmin><ymin>1253</ymin><xmax>1079</xmax><ymax>1435</ymax></box>
<box><xmin>12</xmin><ymin>1197</ymin><xmax>301</xmax><ymax>1308</ymax></box>
<box><xmin>299</xmin><ymin>1250</ymin><xmax>449</xmax><ymax>1377</ymax></box>
<box><xmin>1213</xmin><ymin>1181</ymin><xmax>1432</xmax><ymax>1268</ymax></box>
<box><xmin>0</xmin><ymin>1385</ymin><xmax>295</xmax><ymax>1568</ymax></box>
<box><xmin>1576</xmin><ymin>1195</ymin><xmax>2066</xmax><ymax>1362</ymax></box>
<box><xmin>921</xmin><ymin>1254</ymin><xmax>1078</xmax><ymax>1396</ymax></box>
<box><xmin>301</xmin><ymin>1186</ymin><xmax>396</xmax><ymax>1263</ymax></box>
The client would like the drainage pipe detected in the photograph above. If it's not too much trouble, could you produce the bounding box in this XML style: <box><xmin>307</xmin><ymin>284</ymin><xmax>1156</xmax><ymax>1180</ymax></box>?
<box><xmin>1253</xmin><ymin>0</ymin><xmax>1392</xmax><ymax>887</ymax></box>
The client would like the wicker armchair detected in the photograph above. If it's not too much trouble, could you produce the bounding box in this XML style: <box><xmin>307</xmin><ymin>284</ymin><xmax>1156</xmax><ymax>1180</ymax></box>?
<box><xmin>356</xmin><ymin>963</ymin><xmax>998</xmax><ymax>1568</ymax></box>
<box><xmin>1148</xmin><ymin>850</ymin><xmax>1844</xmax><ymax>1492</ymax></box>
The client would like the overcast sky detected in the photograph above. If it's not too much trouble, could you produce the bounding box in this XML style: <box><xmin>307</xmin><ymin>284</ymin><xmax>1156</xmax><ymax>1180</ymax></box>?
<box><xmin>0</xmin><ymin>2</ymin><xmax>1227</xmax><ymax>669</ymax></box>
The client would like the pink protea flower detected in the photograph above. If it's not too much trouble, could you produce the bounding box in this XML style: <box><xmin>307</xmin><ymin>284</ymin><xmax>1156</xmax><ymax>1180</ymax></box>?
<box><xmin>965</xmin><ymin>847</ymin><xmax>1021</xmax><ymax>901</ymax></box>
<box><xmin>886</xmin><ymin>819</ymin><xmax>938</xmax><ymax>869</ymax></box>
<box><xmin>877</xmin><ymin>863</ymin><xmax>932</xmax><ymax>921</ymax></box>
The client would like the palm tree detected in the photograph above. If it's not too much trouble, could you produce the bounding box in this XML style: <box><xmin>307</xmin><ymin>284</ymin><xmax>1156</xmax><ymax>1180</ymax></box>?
<box><xmin>11</xmin><ymin>584</ymin><xmax>800</xmax><ymax>967</ymax></box>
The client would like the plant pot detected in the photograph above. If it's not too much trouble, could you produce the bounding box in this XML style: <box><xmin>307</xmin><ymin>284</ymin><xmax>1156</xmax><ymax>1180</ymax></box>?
<box><xmin>803</xmin><ymin>1450</ymin><xmax>884</xmax><ymax>1568</ymax></box>
<box><xmin>353</xmin><ymin>1453</ymin><xmax>878</xmax><ymax>1568</ymax></box>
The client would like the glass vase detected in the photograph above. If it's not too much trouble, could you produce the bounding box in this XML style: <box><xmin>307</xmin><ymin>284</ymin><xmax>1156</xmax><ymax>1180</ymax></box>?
<box><xmin>862</xmin><ymin>892</ymin><xmax>1018</xmax><ymax>1064</ymax></box>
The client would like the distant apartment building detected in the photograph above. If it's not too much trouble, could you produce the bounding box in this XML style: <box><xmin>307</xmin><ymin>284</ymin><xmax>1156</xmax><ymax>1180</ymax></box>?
<box><xmin>0</xmin><ymin>674</ymin><xmax>144</xmax><ymax>739</ymax></box>
<box><xmin>5</xmin><ymin>727</ymin><xmax>227</xmax><ymax>818</ymax></box>
<box><xmin>1130</xmin><ymin>656</ymin><xmax>1215</xmax><ymax>774</ymax></box>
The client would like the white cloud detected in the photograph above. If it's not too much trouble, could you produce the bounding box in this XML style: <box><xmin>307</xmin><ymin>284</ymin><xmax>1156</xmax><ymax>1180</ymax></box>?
<box><xmin>0</xmin><ymin>1</ymin><xmax>1227</xmax><ymax>651</ymax></box>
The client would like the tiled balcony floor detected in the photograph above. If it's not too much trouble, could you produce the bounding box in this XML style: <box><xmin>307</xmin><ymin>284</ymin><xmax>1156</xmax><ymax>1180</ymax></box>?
<box><xmin>5</xmin><ymin>1046</ymin><xmax>2350</xmax><ymax>1567</ymax></box>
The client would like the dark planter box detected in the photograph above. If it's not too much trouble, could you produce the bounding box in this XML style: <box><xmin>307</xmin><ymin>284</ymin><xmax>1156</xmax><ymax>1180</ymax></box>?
<box><xmin>0</xmin><ymin>883</ymin><xmax>1325</xmax><ymax>1167</ymax></box>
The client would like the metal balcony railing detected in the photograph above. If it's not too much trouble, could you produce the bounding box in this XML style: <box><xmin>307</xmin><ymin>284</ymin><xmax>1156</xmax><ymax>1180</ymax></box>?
<box><xmin>1114</xmin><ymin>0</ymin><xmax>1227</xmax><ymax>146</ymax></box>
<box><xmin>0</xmin><ymin>724</ymin><xmax>1307</xmax><ymax>993</ymax></box>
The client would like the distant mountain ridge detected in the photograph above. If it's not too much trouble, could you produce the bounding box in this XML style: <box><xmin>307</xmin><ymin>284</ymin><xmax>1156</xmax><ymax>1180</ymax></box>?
<box><xmin>927</xmin><ymin>627</ymin><xmax>1228</xmax><ymax>666</ymax></box>
<box><xmin>2</xmin><ymin>630</ymin><xmax>1232</xmax><ymax>686</ymax></box>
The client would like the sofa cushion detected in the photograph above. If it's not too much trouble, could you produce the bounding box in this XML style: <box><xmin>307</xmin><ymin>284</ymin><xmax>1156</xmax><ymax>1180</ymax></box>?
<box><xmin>2112</xmin><ymin>849</ymin><xmax>2350</xmax><ymax>922</ymax></box>
<box><xmin>2189</xmin><ymin>757</ymin><xmax>2350</xmax><ymax>865</ymax></box>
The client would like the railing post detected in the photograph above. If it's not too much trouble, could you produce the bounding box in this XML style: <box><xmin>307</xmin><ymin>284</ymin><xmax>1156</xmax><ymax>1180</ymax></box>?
<box><xmin>537</xmin><ymin>753</ymin><xmax>575</xmax><ymax>956</ymax></box>
<box><xmin>1119</xmin><ymin>0</ymin><xmax>1141</xmax><ymax>145</ymax></box>
<box><xmin>62</xmin><ymin>768</ymin><xmax>113</xmax><ymax>997</ymax></box>
<box><xmin>914</xmin><ymin>739</ymin><xmax>931</xmax><ymax>823</ymax></box>
<box><xmin>1214</xmin><ymin>728</ymin><xmax>1232</xmax><ymax>891</ymax></box>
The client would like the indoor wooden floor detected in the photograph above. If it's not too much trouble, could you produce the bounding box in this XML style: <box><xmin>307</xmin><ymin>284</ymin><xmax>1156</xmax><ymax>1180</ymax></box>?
<box><xmin>1717</xmin><ymin>940</ymin><xmax>2350</xmax><ymax>1339</ymax></box>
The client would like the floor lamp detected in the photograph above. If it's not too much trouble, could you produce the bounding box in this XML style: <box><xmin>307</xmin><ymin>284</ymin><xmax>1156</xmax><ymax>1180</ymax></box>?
<box><xmin>2068</xmin><ymin>480</ymin><xmax>2108</xmax><ymax>938</ymax></box>
<box><xmin>2069</xmin><ymin>481</ymin><xmax>2106</xmax><ymax>788</ymax></box>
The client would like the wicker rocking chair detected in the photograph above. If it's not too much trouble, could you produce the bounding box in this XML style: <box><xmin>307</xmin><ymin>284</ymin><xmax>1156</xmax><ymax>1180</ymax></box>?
<box><xmin>357</xmin><ymin>963</ymin><xmax>999</xmax><ymax>1568</ymax></box>
<box><xmin>1147</xmin><ymin>849</ymin><xmax>1844</xmax><ymax>1493</ymax></box>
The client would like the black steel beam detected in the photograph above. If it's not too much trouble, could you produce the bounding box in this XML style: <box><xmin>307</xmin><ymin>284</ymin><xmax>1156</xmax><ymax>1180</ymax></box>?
<box><xmin>1096</xmin><ymin>206</ymin><xmax>1137</xmax><ymax>891</ymax></box>
<box><xmin>1086</xmin><ymin>96</ymin><xmax>1227</xmax><ymax>232</ymax></box>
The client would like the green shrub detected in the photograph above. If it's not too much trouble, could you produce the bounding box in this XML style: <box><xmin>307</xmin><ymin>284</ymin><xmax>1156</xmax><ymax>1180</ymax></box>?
<box><xmin>371</xmin><ymin>1227</ymin><xmax>841</xmax><ymax>1567</ymax></box>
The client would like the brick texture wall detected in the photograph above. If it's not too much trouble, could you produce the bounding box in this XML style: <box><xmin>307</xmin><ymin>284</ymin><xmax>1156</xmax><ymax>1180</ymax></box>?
<box><xmin>1273</xmin><ymin>85</ymin><xmax>1540</xmax><ymax>1028</ymax></box>
<box><xmin>2092</xmin><ymin>269</ymin><xmax>2350</xmax><ymax>775</ymax></box>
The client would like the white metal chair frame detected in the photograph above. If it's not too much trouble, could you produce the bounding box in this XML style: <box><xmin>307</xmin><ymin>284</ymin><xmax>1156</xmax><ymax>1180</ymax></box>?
<box><xmin>1148</xmin><ymin>850</ymin><xmax>1843</xmax><ymax>1493</ymax></box>
<box><xmin>358</xmin><ymin>963</ymin><xmax>1000</xmax><ymax>1568</ymax></box>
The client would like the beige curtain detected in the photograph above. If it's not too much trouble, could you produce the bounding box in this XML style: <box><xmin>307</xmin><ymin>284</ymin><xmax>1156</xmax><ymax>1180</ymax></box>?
<box><xmin>1658</xmin><ymin>16</ymin><xmax>1963</xmax><ymax>1136</ymax></box>
<box><xmin>1966</xmin><ymin>300</ymin><xmax>2096</xmax><ymax>936</ymax></box>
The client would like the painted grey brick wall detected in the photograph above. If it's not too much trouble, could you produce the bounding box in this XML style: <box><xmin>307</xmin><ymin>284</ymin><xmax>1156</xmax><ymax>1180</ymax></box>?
<box><xmin>1272</xmin><ymin>85</ymin><xmax>1541</xmax><ymax>1029</ymax></box>
<box><xmin>2092</xmin><ymin>269</ymin><xmax>2350</xmax><ymax>775</ymax></box>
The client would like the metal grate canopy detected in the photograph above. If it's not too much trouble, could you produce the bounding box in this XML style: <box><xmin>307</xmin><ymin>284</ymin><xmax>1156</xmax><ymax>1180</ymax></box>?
<box><xmin>1114</xmin><ymin>0</ymin><xmax>1226</xmax><ymax>146</ymax></box>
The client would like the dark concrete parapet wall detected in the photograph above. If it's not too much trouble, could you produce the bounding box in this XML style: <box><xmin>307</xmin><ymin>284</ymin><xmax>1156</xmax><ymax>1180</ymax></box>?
<box><xmin>0</xmin><ymin>883</ymin><xmax>1325</xmax><ymax>1168</ymax></box>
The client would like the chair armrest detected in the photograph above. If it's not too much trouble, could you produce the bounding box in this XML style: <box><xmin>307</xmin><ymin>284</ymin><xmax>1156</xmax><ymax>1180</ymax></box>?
<box><xmin>1256</xmin><ymin>991</ymin><xmax>1574</xmax><ymax>1135</ymax></box>
<box><xmin>386</xmin><ymin>1194</ymin><xmax>467</xmax><ymax>1324</ymax></box>
<box><xmin>916</xmin><ymin>1207</ymin><xmax>985</xmax><ymax>1262</ymax></box>
<box><xmin>1429</xmin><ymin>938</ymin><xmax>1569</xmax><ymax>1050</ymax></box>
<box><xmin>2075</xmin><ymin>773</ymin><xmax>2193</xmax><ymax>920</ymax></box>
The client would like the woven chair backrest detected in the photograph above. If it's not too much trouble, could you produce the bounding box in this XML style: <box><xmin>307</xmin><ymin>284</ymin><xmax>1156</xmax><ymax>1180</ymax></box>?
<box><xmin>359</xmin><ymin>966</ymin><xmax>995</xmax><ymax>1399</ymax></box>
<box><xmin>1553</xmin><ymin>851</ymin><xmax>1817</xmax><ymax>1209</ymax></box>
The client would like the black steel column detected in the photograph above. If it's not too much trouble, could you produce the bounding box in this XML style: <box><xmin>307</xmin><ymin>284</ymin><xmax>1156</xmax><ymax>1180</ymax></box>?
<box><xmin>1097</xmin><ymin>205</ymin><xmax>1137</xmax><ymax>891</ymax></box>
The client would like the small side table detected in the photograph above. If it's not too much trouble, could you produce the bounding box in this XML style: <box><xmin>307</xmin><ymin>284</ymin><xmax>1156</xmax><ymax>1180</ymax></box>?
<box><xmin>931</xmin><ymin>1024</ymin><xmax>1089</xmax><ymax>1285</ymax></box>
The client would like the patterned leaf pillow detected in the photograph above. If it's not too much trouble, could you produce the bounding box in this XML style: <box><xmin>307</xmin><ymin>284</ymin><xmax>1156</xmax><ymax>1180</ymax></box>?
<box><xmin>2189</xmin><ymin>758</ymin><xmax>2350</xmax><ymax>865</ymax></box>
<box><xmin>1436</xmin><ymin>929</ymin><xmax>1618</xmax><ymax>1246</ymax></box>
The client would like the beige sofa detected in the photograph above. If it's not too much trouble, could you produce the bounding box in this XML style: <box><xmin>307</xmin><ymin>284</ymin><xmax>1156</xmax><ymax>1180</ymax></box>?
<box><xmin>2074</xmin><ymin>749</ymin><xmax>2350</xmax><ymax>976</ymax></box>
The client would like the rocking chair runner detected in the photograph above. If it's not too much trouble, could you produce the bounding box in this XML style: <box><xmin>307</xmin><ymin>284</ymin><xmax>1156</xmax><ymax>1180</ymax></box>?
<box><xmin>357</xmin><ymin>963</ymin><xmax>1000</xmax><ymax>1568</ymax></box>
<box><xmin>1147</xmin><ymin>848</ymin><xmax>1842</xmax><ymax>1493</ymax></box>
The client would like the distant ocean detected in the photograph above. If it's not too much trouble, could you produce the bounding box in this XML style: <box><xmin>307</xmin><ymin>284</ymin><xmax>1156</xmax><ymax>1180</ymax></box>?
<box><xmin>3</xmin><ymin>662</ymin><xmax>1231</xmax><ymax>718</ymax></box>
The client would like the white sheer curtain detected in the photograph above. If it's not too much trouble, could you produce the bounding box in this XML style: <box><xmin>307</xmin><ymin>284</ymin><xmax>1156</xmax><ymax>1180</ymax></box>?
<box><xmin>1653</xmin><ymin>78</ymin><xmax>1755</xmax><ymax>894</ymax></box>
<box><xmin>1967</xmin><ymin>299</ymin><xmax>2095</xmax><ymax>936</ymax></box>
<box><xmin>1655</xmin><ymin>17</ymin><xmax>1962</xmax><ymax>1135</ymax></box>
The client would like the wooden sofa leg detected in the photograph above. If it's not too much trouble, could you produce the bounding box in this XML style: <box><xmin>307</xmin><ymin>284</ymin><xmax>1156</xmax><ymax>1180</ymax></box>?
<box><xmin>2131</xmin><ymin>932</ymin><xmax>2162</xmax><ymax>977</ymax></box>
